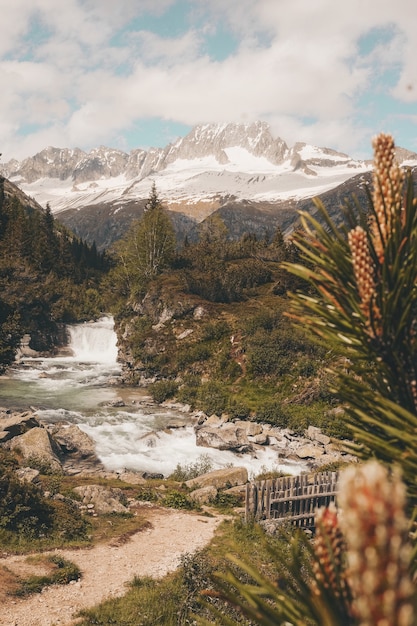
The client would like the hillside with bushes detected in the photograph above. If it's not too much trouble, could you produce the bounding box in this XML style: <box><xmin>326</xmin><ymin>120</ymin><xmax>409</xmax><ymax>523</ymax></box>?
<box><xmin>0</xmin><ymin>176</ymin><xmax>110</xmax><ymax>371</ymax></box>
<box><xmin>103</xmin><ymin>188</ymin><xmax>347</xmax><ymax>438</ymax></box>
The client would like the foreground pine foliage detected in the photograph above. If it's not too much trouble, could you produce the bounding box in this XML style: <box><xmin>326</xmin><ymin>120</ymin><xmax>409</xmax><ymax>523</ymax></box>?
<box><xmin>199</xmin><ymin>135</ymin><xmax>417</xmax><ymax>624</ymax></box>
<box><xmin>285</xmin><ymin>134</ymin><xmax>417</xmax><ymax>506</ymax></box>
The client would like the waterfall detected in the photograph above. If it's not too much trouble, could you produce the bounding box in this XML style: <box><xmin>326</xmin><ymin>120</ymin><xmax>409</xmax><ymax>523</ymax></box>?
<box><xmin>67</xmin><ymin>316</ymin><xmax>118</xmax><ymax>364</ymax></box>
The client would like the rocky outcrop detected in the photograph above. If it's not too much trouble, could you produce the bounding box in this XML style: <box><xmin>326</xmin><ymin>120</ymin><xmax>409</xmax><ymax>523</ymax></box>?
<box><xmin>10</xmin><ymin>427</ymin><xmax>63</xmax><ymax>473</ymax></box>
<box><xmin>185</xmin><ymin>467</ymin><xmax>249</xmax><ymax>505</ymax></box>
<box><xmin>15</xmin><ymin>467</ymin><xmax>41</xmax><ymax>484</ymax></box>
<box><xmin>195</xmin><ymin>421</ymin><xmax>253</xmax><ymax>452</ymax></box>
<box><xmin>194</xmin><ymin>414</ymin><xmax>355</xmax><ymax>469</ymax></box>
<box><xmin>0</xmin><ymin>410</ymin><xmax>41</xmax><ymax>442</ymax></box>
<box><xmin>72</xmin><ymin>484</ymin><xmax>129</xmax><ymax>514</ymax></box>
<box><xmin>45</xmin><ymin>423</ymin><xmax>105</xmax><ymax>474</ymax></box>
<box><xmin>1</xmin><ymin>408</ymin><xmax>103</xmax><ymax>475</ymax></box>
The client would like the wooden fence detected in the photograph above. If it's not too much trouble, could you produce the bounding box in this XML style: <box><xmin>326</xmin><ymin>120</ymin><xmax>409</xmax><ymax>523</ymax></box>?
<box><xmin>245</xmin><ymin>471</ymin><xmax>339</xmax><ymax>530</ymax></box>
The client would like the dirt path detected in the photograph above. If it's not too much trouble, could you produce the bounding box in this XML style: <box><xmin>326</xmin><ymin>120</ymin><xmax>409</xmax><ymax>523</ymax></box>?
<box><xmin>0</xmin><ymin>507</ymin><xmax>223</xmax><ymax>626</ymax></box>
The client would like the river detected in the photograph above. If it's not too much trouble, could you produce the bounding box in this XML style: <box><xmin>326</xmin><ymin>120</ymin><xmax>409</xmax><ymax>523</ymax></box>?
<box><xmin>0</xmin><ymin>317</ymin><xmax>297</xmax><ymax>478</ymax></box>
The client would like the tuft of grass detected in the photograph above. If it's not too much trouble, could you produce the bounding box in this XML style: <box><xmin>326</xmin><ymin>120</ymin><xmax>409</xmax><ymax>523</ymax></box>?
<box><xmin>12</xmin><ymin>554</ymin><xmax>81</xmax><ymax>597</ymax></box>
<box><xmin>169</xmin><ymin>454</ymin><xmax>214</xmax><ymax>482</ymax></box>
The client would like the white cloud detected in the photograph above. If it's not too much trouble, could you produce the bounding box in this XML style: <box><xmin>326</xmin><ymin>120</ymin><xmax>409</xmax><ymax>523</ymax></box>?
<box><xmin>132</xmin><ymin>30</ymin><xmax>202</xmax><ymax>66</ymax></box>
<box><xmin>0</xmin><ymin>0</ymin><xmax>416</xmax><ymax>160</ymax></box>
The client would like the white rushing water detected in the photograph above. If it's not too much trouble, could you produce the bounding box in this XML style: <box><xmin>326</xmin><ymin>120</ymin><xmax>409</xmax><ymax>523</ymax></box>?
<box><xmin>0</xmin><ymin>316</ymin><xmax>302</xmax><ymax>478</ymax></box>
<box><xmin>67</xmin><ymin>317</ymin><xmax>119</xmax><ymax>363</ymax></box>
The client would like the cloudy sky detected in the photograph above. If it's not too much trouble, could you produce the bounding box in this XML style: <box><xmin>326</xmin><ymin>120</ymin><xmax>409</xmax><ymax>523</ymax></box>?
<box><xmin>1</xmin><ymin>0</ymin><xmax>416</xmax><ymax>161</ymax></box>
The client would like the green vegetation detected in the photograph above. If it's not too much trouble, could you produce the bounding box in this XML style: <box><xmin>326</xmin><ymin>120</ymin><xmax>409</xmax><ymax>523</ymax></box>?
<box><xmin>3</xmin><ymin>134</ymin><xmax>416</xmax><ymax>624</ymax></box>
<box><xmin>12</xmin><ymin>554</ymin><xmax>81</xmax><ymax>597</ymax></box>
<box><xmin>74</xmin><ymin>133</ymin><xmax>417</xmax><ymax>626</ymax></box>
<box><xmin>105</xmin><ymin>182</ymin><xmax>176</xmax><ymax>302</ymax></box>
<box><xmin>0</xmin><ymin>449</ymin><xmax>90</xmax><ymax>550</ymax></box>
<box><xmin>169</xmin><ymin>454</ymin><xmax>214</xmax><ymax>482</ymax></box>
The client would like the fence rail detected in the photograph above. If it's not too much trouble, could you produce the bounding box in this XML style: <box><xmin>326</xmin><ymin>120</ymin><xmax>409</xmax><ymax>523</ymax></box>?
<box><xmin>245</xmin><ymin>471</ymin><xmax>339</xmax><ymax>530</ymax></box>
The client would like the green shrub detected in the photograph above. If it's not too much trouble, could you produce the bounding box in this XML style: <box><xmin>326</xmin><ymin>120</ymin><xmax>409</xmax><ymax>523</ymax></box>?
<box><xmin>176</xmin><ymin>343</ymin><xmax>211</xmax><ymax>369</ymax></box>
<box><xmin>196</xmin><ymin>381</ymin><xmax>228</xmax><ymax>416</ymax></box>
<box><xmin>201</xmin><ymin>320</ymin><xmax>231</xmax><ymax>341</ymax></box>
<box><xmin>169</xmin><ymin>454</ymin><xmax>213</xmax><ymax>482</ymax></box>
<box><xmin>136</xmin><ymin>486</ymin><xmax>158</xmax><ymax>502</ymax></box>
<box><xmin>148</xmin><ymin>379</ymin><xmax>178</xmax><ymax>403</ymax></box>
<box><xmin>50</xmin><ymin>498</ymin><xmax>91</xmax><ymax>541</ymax></box>
<box><xmin>0</xmin><ymin>469</ymin><xmax>54</xmax><ymax>538</ymax></box>
<box><xmin>226</xmin><ymin>399</ymin><xmax>251</xmax><ymax>420</ymax></box>
<box><xmin>212</xmin><ymin>491</ymin><xmax>242</xmax><ymax>511</ymax></box>
<box><xmin>176</xmin><ymin>383</ymin><xmax>199</xmax><ymax>407</ymax></box>
<box><xmin>246</xmin><ymin>330</ymin><xmax>292</xmax><ymax>377</ymax></box>
<box><xmin>215</xmin><ymin>351</ymin><xmax>242</xmax><ymax>381</ymax></box>
<box><xmin>26</xmin><ymin>455</ymin><xmax>62</xmax><ymax>476</ymax></box>
<box><xmin>255</xmin><ymin>400</ymin><xmax>290</xmax><ymax>428</ymax></box>
<box><xmin>295</xmin><ymin>356</ymin><xmax>318</xmax><ymax>377</ymax></box>
<box><xmin>243</xmin><ymin>310</ymin><xmax>281</xmax><ymax>334</ymax></box>
<box><xmin>162</xmin><ymin>490</ymin><xmax>195</xmax><ymax>510</ymax></box>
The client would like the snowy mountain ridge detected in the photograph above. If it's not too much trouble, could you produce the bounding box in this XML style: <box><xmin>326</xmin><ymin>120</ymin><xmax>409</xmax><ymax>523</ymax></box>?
<box><xmin>2</xmin><ymin>121</ymin><xmax>417</xmax><ymax>218</ymax></box>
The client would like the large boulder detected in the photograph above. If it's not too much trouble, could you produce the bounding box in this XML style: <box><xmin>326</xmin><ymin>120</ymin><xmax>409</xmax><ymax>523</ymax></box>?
<box><xmin>189</xmin><ymin>485</ymin><xmax>218</xmax><ymax>504</ymax></box>
<box><xmin>295</xmin><ymin>444</ymin><xmax>325</xmax><ymax>459</ymax></box>
<box><xmin>195</xmin><ymin>422</ymin><xmax>251</xmax><ymax>452</ymax></box>
<box><xmin>186</xmin><ymin>466</ymin><xmax>248</xmax><ymax>490</ymax></box>
<box><xmin>306</xmin><ymin>425</ymin><xmax>331</xmax><ymax>446</ymax></box>
<box><xmin>46</xmin><ymin>423</ymin><xmax>105</xmax><ymax>474</ymax></box>
<box><xmin>10</xmin><ymin>427</ymin><xmax>63</xmax><ymax>473</ymax></box>
<box><xmin>0</xmin><ymin>411</ymin><xmax>40</xmax><ymax>443</ymax></box>
<box><xmin>72</xmin><ymin>484</ymin><xmax>129</xmax><ymax>514</ymax></box>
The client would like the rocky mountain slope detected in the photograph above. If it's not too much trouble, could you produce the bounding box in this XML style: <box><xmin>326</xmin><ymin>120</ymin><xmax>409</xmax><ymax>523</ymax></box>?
<box><xmin>2</xmin><ymin>122</ymin><xmax>417</xmax><ymax>249</ymax></box>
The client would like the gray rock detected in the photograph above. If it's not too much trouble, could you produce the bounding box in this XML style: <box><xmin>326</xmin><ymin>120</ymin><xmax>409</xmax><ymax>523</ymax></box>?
<box><xmin>72</xmin><ymin>484</ymin><xmax>129</xmax><ymax>514</ymax></box>
<box><xmin>224</xmin><ymin>484</ymin><xmax>247</xmax><ymax>500</ymax></box>
<box><xmin>315</xmin><ymin>433</ymin><xmax>331</xmax><ymax>446</ymax></box>
<box><xmin>10</xmin><ymin>427</ymin><xmax>63</xmax><ymax>473</ymax></box>
<box><xmin>306</xmin><ymin>425</ymin><xmax>331</xmax><ymax>446</ymax></box>
<box><xmin>186</xmin><ymin>467</ymin><xmax>248</xmax><ymax>490</ymax></box>
<box><xmin>193</xmin><ymin>306</ymin><xmax>207</xmax><ymax>319</ymax></box>
<box><xmin>195</xmin><ymin>422</ymin><xmax>250</xmax><ymax>451</ymax></box>
<box><xmin>248</xmin><ymin>433</ymin><xmax>269</xmax><ymax>445</ymax></box>
<box><xmin>242</xmin><ymin>422</ymin><xmax>263</xmax><ymax>437</ymax></box>
<box><xmin>0</xmin><ymin>411</ymin><xmax>40</xmax><ymax>442</ymax></box>
<box><xmin>46</xmin><ymin>423</ymin><xmax>104</xmax><ymax>474</ymax></box>
<box><xmin>142</xmin><ymin>472</ymin><xmax>164</xmax><ymax>479</ymax></box>
<box><xmin>295</xmin><ymin>444</ymin><xmax>325</xmax><ymax>459</ymax></box>
<box><xmin>189</xmin><ymin>485</ymin><xmax>217</xmax><ymax>504</ymax></box>
<box><xmin>15</xmin><ymin>467</ymin><xmax>41</xmax><ymax>484</ymax></box>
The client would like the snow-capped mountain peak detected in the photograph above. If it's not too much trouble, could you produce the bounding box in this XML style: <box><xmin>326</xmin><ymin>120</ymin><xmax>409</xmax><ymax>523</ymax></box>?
<box><xmin>1</xmin><ymin>121</ymin><xmax>415</xmax><ymax>217</ymax></box>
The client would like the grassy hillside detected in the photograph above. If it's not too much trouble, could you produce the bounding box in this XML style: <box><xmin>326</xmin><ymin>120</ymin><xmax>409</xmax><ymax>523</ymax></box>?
<box><xmin>106</xmin><ymin>214</ymin><xmax>348</xmax><ymax>439</ymax></box>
